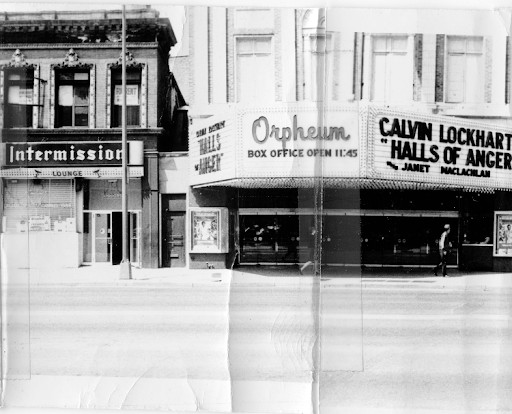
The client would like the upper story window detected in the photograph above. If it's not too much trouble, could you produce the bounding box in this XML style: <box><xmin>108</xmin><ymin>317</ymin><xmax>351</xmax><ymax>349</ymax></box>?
<box><xmin>236</xmin><ymin>37</ymin><xmax>274</xmax><ymax>102</ymax></box>
<box><xmin>303</xmin><ymin>33</ymin><xmax>334</xmax><ymax>101</ymax></box>
<box><xmin>50</xmin><ymin>49</ymin><xmax>94</xmax><ymax>129</ymax></box>
<box><xmin>55</xmin><ymin>70</ymin><xmax>89</xmax><ymax>127</ymax></box>
<box><xmin>445</xmin><ymin>36</ymin><xmax>484</xmax><ymax>103</ymax></box>
<box><xmin>4</xmin><ymin>68</ymin><xmax>34</xmax><ymax>128</ymax></box>
<box><xmin>371</xmin><ymin>35</ymin><xmax>413</xmax><ymax>102</ymax></box>
<box><xmin>111</xmin><ymin>68</ymin><xmax>142</xmax><ymax>127</ymax></box>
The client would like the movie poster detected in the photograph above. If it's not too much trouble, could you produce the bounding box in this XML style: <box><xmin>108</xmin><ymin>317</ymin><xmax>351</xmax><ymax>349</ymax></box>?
<box><xmin>191</xmin><ymin>209</ymin><xmax>220</xmax><ymax>251</ymax></box>
<box><xmin>494</xmin><ymin>212</ymin><xmax>512</xmax><ymax>256</ymax></box>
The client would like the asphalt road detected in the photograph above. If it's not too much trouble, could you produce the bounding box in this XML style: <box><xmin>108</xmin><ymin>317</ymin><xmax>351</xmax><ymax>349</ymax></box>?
<box><xmin>3</xmin><ymin>277</ymin><xmax>512</xmax><ymax>413</ymax></box>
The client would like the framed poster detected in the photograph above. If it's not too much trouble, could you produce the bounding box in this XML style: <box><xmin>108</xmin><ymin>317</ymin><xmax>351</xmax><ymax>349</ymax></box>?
<box><xmin>190</xmin><ymin>207</ymin><xmax>228</xmax><ymax>253</ymax></box>
<box><xmin>493</xmin><ymin>212</ymin><xmax>512</xmax><ymax>257</ymax></box>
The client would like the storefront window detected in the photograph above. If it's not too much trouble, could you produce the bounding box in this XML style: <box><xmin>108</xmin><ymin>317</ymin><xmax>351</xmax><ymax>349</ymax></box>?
<box><xmin>460</xmin><ymin>193</ymin><xmax>493</xmax><ymax>245</ymax></box>
<box><xmin>3</xmin><ymin>179</ymin><xmax>76</xmax><ymax>233</ymax></box>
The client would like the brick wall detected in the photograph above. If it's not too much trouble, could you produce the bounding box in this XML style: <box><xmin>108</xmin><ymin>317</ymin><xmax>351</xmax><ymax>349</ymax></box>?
<box><xmin>421</xmin><ymin>35</ymin><xmax>437</xmax><ymax>103</ymax></box>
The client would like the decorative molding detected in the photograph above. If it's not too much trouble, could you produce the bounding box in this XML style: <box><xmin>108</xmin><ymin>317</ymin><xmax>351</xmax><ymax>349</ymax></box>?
<box><xmin>106</xmin><ymin>67</ymin><xmax>112</xmax><ymax>129</ymax></box>
<box><xmin>49</xmin><ymin>68</ymin><xmax>55</xmax><ymax>128</ymax></box>
<box><xmin>52</xmin><ymin>48</ymin><xmax>93</xmax><ymax>69</ymax></box>
<box><xmin>6</xmin><ymin>49</ymin><xmax>30</xmax><ymax>68</ymax></box>
<box><xmin>90</xmin><ymin>66</ymin><xmax>96</xmax><ymax>128</ymax></box>
<box><xmin>107</xmin><ymin>50</ymin><xmax>144</xmax><ymax>69</ymax></box>
<box><xmin>0</xmin><ymin>70</ymin><xmax>3</xmax><ymax>130</ymax></box>
<box><xmin>33</xmin><ymin>65</ymin><xmax>40</xmax><ymax>128</ymax></box>
<box><xmin>141</xmin><ymin>64</ymin><xmax>147</xmax><ymax>127</ymax></box>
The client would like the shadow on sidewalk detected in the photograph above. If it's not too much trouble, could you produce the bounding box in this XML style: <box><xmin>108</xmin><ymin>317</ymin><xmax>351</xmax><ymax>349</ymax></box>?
<box><xmin>233</xmin><ymin>265</ymin><xmax>497</xmax><ymax>280</ymax></box>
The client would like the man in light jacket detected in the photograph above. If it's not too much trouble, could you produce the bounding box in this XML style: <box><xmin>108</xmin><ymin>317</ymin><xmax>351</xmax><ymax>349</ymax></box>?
<box><xmin>434</xmin><ymin>224</ymin><xmax>451</xmax><ymax>277</ymax></box>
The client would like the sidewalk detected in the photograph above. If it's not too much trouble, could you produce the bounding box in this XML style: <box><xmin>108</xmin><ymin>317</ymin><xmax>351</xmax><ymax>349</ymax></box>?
<box><xmin>2</xmin><ymin>264</ymin><xmax>512</xmax><ymax>289</ymax></box>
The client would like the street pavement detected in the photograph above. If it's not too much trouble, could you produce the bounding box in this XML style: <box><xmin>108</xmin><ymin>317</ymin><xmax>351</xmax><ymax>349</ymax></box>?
<box><xmin>3</xmin><ymin>263</ymin><xmax>512</xmax><ymax>289</ymax></box>
<box><xmin>2</xmin><ymin>264</ymin><xmax>512</xmax><ymax>414</ymax></box>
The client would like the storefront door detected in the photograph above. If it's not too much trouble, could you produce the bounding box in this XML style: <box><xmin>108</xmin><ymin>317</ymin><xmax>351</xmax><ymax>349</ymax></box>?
<box><xmin>240</xmin><ymin>215</ymin><xmax>304</xmax><ymax>264</ymax></box>
<box><xmin>94</xmin><ymin>213</ymin><xmax>112</xmax><ymax>263</ymax></box>
<box><xmin>83</xmin><ymin>211</ymin><xmax>139</xmax><ymax>265</ymax></box>
<box><xmin>162</xmin><ymin>211</ymin><xmax>186</xmax><ymax>267</ymax></box>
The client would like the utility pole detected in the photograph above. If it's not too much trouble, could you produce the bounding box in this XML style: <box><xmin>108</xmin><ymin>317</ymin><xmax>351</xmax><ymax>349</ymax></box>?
<box><xmin>119</xmin><ymin>4</ymin><xmax>132</xmax><ymax>279</ymax></box>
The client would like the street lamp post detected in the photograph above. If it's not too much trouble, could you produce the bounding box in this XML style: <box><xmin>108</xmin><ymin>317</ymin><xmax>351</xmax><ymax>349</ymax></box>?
<box><xmin>119</xmin><ymin>4</ymin><xmax>132</xmax><ymax>279</ymax></box>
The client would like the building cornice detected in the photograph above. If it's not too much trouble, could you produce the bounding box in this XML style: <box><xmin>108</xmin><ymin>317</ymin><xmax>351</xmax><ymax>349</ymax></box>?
<box><xmin>0</xmin><ymin>42</ymin><xmax>160</xmax><ymax>50</ymax></box>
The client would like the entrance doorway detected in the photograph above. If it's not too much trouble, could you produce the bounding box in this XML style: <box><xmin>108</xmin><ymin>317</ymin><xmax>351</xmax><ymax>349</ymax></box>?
<box><xmin>83</xmin><ymin>211</ymin><xmax>141</xmax><ymax>266</ymax></box>
<box><xmin>162</xmin><ymin>211</ymin><xmax>186</xmax><ymax>267</ymax></box>
<box><xmin>239</xmin><ymin>210</ymin><xmax>459</xmax><ymax>266</ymax></box>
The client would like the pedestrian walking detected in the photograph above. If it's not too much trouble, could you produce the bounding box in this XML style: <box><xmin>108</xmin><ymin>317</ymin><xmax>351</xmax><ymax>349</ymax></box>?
<box><xmin>434</xmin><ymin>224</ymin><xmax>451</xmax><ymax>277</ymax></box>
<box><xmin>299</xmin><ymin>226</ymin><xmax>316</xmax><ymax>275</ymax></box>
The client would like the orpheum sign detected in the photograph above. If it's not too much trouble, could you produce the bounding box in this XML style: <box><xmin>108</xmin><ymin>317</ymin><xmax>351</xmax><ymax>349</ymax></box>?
<box><xmin>4</xmin><ymin>143</ymin><xmax>123</xmax><ymax>166</ymax></box>
<box><xmin>239</xmin><ymin>105</ymin><xmax>360</xmax><ymax>178</ymax></box>
<box><xmin>189</xmin><ymin>104</ymin><xmax>361</xmax><ymax>186</ymax></box>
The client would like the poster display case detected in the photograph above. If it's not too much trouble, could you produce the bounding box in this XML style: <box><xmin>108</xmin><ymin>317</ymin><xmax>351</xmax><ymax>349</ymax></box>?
<box><xmin>494</xmin><ymin>212</ymin><xmax>512</xmax><ymax>257</ymax></box>
<box><xmin>190</xmin><ymin>207</ymin><xmax>229</xmax><ymax>253</ymax></box>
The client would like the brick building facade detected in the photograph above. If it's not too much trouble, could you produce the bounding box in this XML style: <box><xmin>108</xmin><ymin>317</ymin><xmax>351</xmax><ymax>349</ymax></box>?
<box><xmin>0</xmin><ymin>6</ymin><xmax>186</xmax><ymax>269</ymax></box>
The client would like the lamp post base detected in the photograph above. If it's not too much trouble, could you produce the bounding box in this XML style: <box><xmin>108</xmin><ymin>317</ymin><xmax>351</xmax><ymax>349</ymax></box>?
<box><xmin>119</xmin><ymin>260</ymin><xmax>132</xmax><ymax>280</ymax></box>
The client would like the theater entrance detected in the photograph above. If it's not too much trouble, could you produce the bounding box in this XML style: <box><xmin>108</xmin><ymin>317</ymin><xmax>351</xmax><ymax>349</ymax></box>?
<box><xmin>239</xmin><ymin>210</ymin><xmax>459</xmax><ymax>267</ymax></box>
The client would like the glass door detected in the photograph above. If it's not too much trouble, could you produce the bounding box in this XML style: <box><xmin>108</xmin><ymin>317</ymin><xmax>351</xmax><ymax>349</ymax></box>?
<box><xmin>94</xmin><ymin>212</ymin><xmax>111</xmax><ymax>263</ymax></box>
<box><xmin>240</xmin><ymin>215</ymin><xmax>278</xmax><ymax>264</ymax></box>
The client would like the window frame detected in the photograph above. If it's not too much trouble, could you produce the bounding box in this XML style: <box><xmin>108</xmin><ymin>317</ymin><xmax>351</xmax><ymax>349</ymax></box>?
<box><xmin>369</xmin><ymin>34</ymin><xmax>413</xmax><ymax>103</ymax></box>
<box><xmin>3</xmin><ymin>67</ymin><xmax>36</xmax><ymax>128</ymax></box>
<box><xmin>110</xmin><ymin>67</ymin><xmax>142</xmax><ymax>128</ymax></box>
<box><xmin>234</xmin><ymin>35</ymin><xmax>274</xmax><ymax>103</ymax></box>
<box><xmin>54</xmin><ymin>69</ymin><xmax>91</xmax><ymax>128</ymax></box>
<box><xmin>444</xmin><ymin>35</ymin><xmax>485</xmax><ymax>104</ymax></box>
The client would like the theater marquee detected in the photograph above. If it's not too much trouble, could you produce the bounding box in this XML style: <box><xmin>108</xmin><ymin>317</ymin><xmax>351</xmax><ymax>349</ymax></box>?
<box><xmin>189</xmin><ymin>104</ymin><xmax>361</xmax><ymax>186</ymax></box>
<box><xmin>368</xmin><ymin>108</ymin><xmax>512</xmax><ymax>189</ymax></box>
<box><xmin>189</xmin><ymin>111</ymin><xmax>236</xmax><ymax>186</ymax></box>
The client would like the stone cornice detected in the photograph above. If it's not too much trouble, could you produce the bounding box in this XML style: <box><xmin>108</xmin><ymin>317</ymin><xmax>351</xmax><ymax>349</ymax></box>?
<box><xmin>0</xmin><ymin>42</ymin><xmax>160</xmax><ymax>50</ymax></box>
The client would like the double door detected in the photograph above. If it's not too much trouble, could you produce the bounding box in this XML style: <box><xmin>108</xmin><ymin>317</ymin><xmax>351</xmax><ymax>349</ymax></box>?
<box><xmin>240</xmin><ymin>215</ymin><xmax>306</xmax><ymax>264</ymax></box>
<box><xmin>83</xmin><ymin>211</ymin><xmax>141</xmax><ymax>266</ymax></box>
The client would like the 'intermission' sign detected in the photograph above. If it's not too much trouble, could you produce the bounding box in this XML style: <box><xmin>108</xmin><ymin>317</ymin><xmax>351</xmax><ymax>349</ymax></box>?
<box><xmin>4</xmin><ymin>143</ymin><xmax>123</xmax><ymax>166</ymax></box>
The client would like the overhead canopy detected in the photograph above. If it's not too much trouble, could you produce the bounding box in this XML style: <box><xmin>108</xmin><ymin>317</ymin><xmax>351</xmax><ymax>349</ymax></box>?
<box><xmin>189</xmin><ymin>103</ymin><xmax>512</xmax><ymax>193</ymax></box>
<box><xmin>192</xmin><ymin>177</ymin><xmax>498</xmax><ymax>193</ymax></box>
